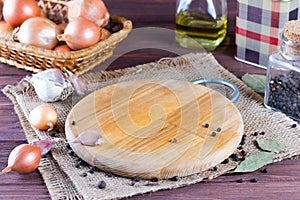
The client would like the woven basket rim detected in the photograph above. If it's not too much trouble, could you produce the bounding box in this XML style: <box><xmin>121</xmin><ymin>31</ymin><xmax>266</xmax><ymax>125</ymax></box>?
<box><xmin>1</xmin><ymin>15</ymin><xmax>133</xmax><ymax>60</ymax></box>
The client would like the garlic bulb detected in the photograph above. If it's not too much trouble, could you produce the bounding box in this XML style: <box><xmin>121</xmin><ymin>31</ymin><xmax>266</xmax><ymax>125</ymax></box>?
<box><xmin>28</xmin><ymin>69</ymin><xmax>74</xmax><ymax>102</ymax></box>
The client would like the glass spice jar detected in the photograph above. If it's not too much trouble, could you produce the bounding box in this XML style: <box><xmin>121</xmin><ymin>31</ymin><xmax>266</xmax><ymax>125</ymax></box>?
<box><xmin>264</xmin><ymin>26</ymin><xmax>300</xmax><ymax>121</ymax></box>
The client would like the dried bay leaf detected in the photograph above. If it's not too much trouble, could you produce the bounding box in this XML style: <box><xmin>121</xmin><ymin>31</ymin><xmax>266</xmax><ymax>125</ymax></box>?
<box><xmin>234</xmin><ymin>151</ymin><xmax>275</xmax><ymax>173</ymax></box>
<box><xmin>256</xmin><ymin>138</ymin><xmax>285</xmax><ymax>153</ymax></box>
<box><xmin>242</xmin><ymin>73</ymin><xmax>266</xmax><ymax>93</ymax></box>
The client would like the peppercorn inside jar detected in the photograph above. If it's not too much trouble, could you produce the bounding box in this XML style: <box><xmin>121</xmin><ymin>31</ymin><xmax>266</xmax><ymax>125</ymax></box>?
<box><xmin>264</xmin><ymin>20</ymin><xmax>300</xmax><ymax>121</ymax></box>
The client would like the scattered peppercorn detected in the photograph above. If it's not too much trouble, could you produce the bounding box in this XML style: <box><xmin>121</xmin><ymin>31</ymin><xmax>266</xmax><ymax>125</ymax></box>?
<box><xmin>211</xmin><ymin>132</ymin><xmax>217</xmax><ymax>137</ymax></box>
<box><xmin>133</xmin><ymin>177</ymin><xmax>141</xmax><ymax>182</ymax></box>
<box><xmin>80</xmin><ymin>172</ymin><xmax>87</xmax><ymax>177</ymax></box>
<box><xmin>203</xmin><ymin>123</ymin><xmax>209</xmax><ymax>128</ymax></box>
<box><xmin>222</xmin><ymin>158</ymin><xmax>229</xmax><ymax>164</ymax></box>
<box><xmin>231</xmin><ymin>153</ymin><xmax>239</xmax><ymax>162</ymax></box>
<box><xmin>240</xmin><ymin>150</ymin><xmax>246</xmax><ymax>157</ymax></box>
<box><xmin>105</xmin><ymin>172</ymin><xmax>113</xmax><ymax>177</ymax></box>
<box><xmin>72</xmin><ymin>120</ymin><xmax>76</xmax><ymax>125</ymax></box>
<box><xmin>260</xmin><ymin>131</ymin><xmax>265</xmax><ymax>135</ymax></box>
<box><xmin>216</xmin><ymin>128</ymin><xmax>222</xmax><ymax>132</ymax></box>
<box><xmin>170</xmin><ymin>138</ymin><xmax>177</xmax><ymax>143</ymax></box>
<box><xmin>291</xmin><ymin>123</ymin><xmax>297</xmax><ymax>128</ymax></box>
<box><xmin>212</xmin><ymin>166</ymin><xmax>218</xmax><ymax>171</ymax></box>
<box><xmin>49</xmin><ymin>131</ymin><xmax>56</xmax><ymax>137</ymax></box>
<box><xmin>250</xmin><ymin>178</ymin><xmax>258</xmax><ymax>183</ymax></box>
<box><xmin>88</xmin><ymin>168</ymin><xmax>94</xmax><ymax>174</ymax></box>
<box><xmin>260</xmin><ymin>168</ymin><xmax>268</xmax><ymax>173</ymax></box>
<box><xmin>66</xmin><ymin>143</ymin><xmax>72</xmax><ymax>150</ymax></box>
<box><xmin>75</xmin><ymin>163</ymin><xmax>80</xmax><ymax>168</ymax></box>
<box><xmin>150</xmin><ymin>177</ymin><xmax>158</xmax><ymax>182</ymax></box>
<box><xmin>236</xmin><ymin>178</ymin><xmax>243</xmax><ymax>183</ymax></box>
<box><xmin>169</xmin><ymin>176</ymin><xmax>179</xmax><ymax>181</ymax></box>
<box><xmin>68</xmin><ymin>150</ymin><xmax>75</xmax><ymax>156</ymax></box>
<box><xmin>253</xmin><ymin>131</ymin><xmax>259</xmax><ymax>136</ymax></box>
<box><xmin>97</xmin><ymin>181</ymin><xmax>107</xmax><ymax>189</ymax></box>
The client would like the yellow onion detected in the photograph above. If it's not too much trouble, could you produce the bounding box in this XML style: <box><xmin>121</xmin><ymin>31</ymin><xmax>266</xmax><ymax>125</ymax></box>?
<box><xmin>3</xmin><ymin>0</ymin><xmax>41</xmax><ymax>28</ymax></box>
<box><xmin>0</xmin><ymin>21</ymin><xmax>13</xmax><ymax>39</ymax></box>
<box><xmin>16</xmin><ymin>17</ymin><xmax>62</xmax><ymax>50</ymax></box>
<box><xmin>57</xmin><ymin>17</ymin><xmax>101</xmax><ymax>50</ymax></box>
<box><xmin>29</xmin><ymin>105</ymin><xmax>58</xmax><ymax>131</ymax></box>
<box><xmin>1</xmin><ymin>144</ymin><xmax>42</xmax><ymax>174</ymax></box>
<box><xmin>67</xmin><ymin>0</ymin><xmax>109</xmax><ymax>27</ymax></box>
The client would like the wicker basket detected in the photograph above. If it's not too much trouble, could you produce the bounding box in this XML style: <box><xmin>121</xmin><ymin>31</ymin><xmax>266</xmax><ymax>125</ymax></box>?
<box><xmin>0</xmin><ymin>0</ymin><xmax>132</xmax><ymax>75</ymax></box>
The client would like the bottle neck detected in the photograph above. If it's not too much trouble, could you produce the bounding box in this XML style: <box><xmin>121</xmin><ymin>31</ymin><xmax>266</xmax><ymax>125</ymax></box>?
<box><xmin>280</xmin><ymin>31</ymin><xmax>300</xmax><ymax>61</ymax></box>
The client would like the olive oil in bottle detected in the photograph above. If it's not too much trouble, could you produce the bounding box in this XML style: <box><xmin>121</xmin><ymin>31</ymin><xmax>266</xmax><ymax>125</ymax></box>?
<box><xmin>175</xmin><ymin>0</ymin><xmax>227</xmax><ymax>50</ymax></box>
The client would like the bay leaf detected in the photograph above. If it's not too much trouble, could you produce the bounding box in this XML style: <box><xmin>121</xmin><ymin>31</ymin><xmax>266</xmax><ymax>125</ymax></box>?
<box><xmin>256</xmin><ymin>138</ymin><xmax>285</xmax><ymax>153</ymax></box>
<box><xmin>234</xmin><ymin>151</ymin><xmax>274</xmax><ymax>173</ymax></box>
<box><xmin>242</xmin><ymin>73</ymin><xmax>266</xmax><ymax>93</ymax></box>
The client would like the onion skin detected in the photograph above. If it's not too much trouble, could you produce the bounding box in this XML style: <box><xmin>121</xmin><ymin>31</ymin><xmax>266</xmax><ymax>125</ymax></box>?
<box><xmin>67</xmin><ymin>0</ymin><xmax>109</xmax><ymax>27</ymax></box>
<box><xmin>3</xmin><ymin>0</ymin><xmax>41</xmax><ymax>28</ymax></box>
<box><xmin>57</xmin><ymin>17</ymin><xmax>101</xmax><ymax>50</ymax></box>
<box><xmin>1</xmin><ymin>144</ymin><xmax>42</xmax><ymax>174</ymax></box>
<box><xmin>29</xmin><ymin>105</ymin><xmax>58</xmax><ymax>131</ymax></box>
<box><xmin>0</xmin><ymin>21</ymin><xmax>13</xmax><ymax>39</ymax></box>
<box><xmin>17</xmin><ymin>17</ymin><xmax>62</xmax><ymax>50</ymax></box>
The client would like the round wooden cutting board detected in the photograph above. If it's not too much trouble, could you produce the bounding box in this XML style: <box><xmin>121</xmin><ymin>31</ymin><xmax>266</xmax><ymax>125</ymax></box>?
<box><xmin>65</xmin><ymin>80</ymin><xmax>243</xmax><ymax>179</ymax></box>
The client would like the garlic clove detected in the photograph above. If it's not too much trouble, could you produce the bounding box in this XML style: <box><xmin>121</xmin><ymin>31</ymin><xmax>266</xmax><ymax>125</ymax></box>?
<box><xmin>31</xmin><ymin>139</ymin><xmax>55</xmax><ymax>156</ymax></box>
<box><xmin>70</xmin><ymin>130</ymin><xmax>103</xmax><ymax>146</ymax></box>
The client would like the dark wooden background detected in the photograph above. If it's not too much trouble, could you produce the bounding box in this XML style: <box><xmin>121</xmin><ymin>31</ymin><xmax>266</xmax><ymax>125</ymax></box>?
<box><xmin>1</xmin><ymin>0</ymin><xmax>300</xmax><ymax>199</ymax></box>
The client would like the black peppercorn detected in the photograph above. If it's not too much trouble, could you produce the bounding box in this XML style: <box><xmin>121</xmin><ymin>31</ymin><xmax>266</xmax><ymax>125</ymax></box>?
<box><xmin>231</xmin><ymin>153</ymin><xmax>239</xmax><ymax>162</ymax></box>
<box><xmin>66</xmin><ymin>143</ymin><xmax>72</xmax><ymax>150</ymax></box>
<box><xmin>80</xmin><ymin>172</ymin><xmax>87</xmax><ymax>177</ymax></box>
<box><xmin>72</xmin><ymin>120</ymin><xmax>76</xmax><ymax>125</ymax></box>
<box><xmin>150</xmin><ymin>177</ymin><xmax>158</xmax><ymax>182</ymax></box>
<box><xmin>216</xmin><ymin>128</ymin><xmax>222</xmax><ymax>132</ymax></box>
<box><xmin>211</xmin><ymin>132</ymin><xmax>217</xmax><ymax>137</ymax></box>
<box><xmin>250</xmin><ymin>178</ymin><xmax>258</xmax><ymax>183</ymax></box>
<box><xmin>203</xmin><ymin>123</ymin><xmax>209</xmax><ymax>128</ymax></box>
<box><xmin>68</xmin><ymin>150</ymin><xmax>75</xmax><ymax>156</ymax></box>
<box><xmin>236</xmin><ymin>178</ymin><xmax>243</xmax><ymax>183</ymax></box>
<box><xmin>133</xmin><ymin>177</ymin><xmax>141</xmax><ymax>182</ymax></box>
<box><xmin>212</xmin><ymin>166</ymin><xmax>218</xmax><ymax>171</ymax></box>
<box><xmin>253</xmin><ymin>131</ymin><xmax>259</xmax><ymax>136</ymax></box>
<box><xmin>97</xmin><ymin>181</ymin><xmax>106</xmax><ymax>189</ymax></box>
<box><xmin>170</xmin><ymin>138</ymin><xmax>177</xmax><ymax>143</ymax></box>
<box><xmin>291</xmin><ymin>124</ymin><xmax>297</xmax><ymax>128</ymax></box>
<box><xmin>260</xmin><ymin>168</ymin><xmax>268</xmax><ymax>173</ymax></box>
<box><xmin>260</xmin><ymin>131</ymin><xmax>265</xmax><ymax>135</ymax></box>
<box><xmin>221</xmin><ymin>158</ymin><xmax>229</xmax><ymax>164</ymax></box>
<box><xmin>105</xmin><ymin>172</ymin><xmax>113</xmax><ymax>177</ymax></box>
<box><xmin>169</xmin><ymin>176</ymin><xmax>179</xmax><ymax>181</ymax></box>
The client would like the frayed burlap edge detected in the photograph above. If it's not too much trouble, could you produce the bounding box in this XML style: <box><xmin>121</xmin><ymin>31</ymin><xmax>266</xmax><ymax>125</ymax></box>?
<box><xmin>3</xmin><ymin>52</ymin><xmax>300</xmax><ymax>200</ymax></box>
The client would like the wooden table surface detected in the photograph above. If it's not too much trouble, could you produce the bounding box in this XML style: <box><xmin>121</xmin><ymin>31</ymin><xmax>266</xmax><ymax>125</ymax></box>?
<box><xmin>1</xmin><ymin>0</ymin><xmax>300</xmax><ymax>199</ymax></box>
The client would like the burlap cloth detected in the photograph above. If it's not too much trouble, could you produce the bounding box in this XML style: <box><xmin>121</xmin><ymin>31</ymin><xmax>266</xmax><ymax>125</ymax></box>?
<box><xmin>3</xmin><ymin>53</ymin><xmax>300</xmax><ymax>200</ymax></box>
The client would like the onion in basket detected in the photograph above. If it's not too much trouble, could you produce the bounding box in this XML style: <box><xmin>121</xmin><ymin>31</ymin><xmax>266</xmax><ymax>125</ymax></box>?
<box><xmin>0</xmin><ymin>21</ymin><xmax>13</xmax><ymax>39</ymax></box>
<box><xmin>15</xmin><ymin>17</ymin><xmax>62</xmax><ymax>50</ymax></box>
<box><xmin>57</xmin><ymin>17</ymin><xmax>101</xmax><ymax>50</ymax></box>
<box><xmin>2</xmin><ymin>0</ymin><xmax>41</xmax><ymax>28</ymax></box>
<box><xmin>67</xmin><ymin>0</ymin><xmax>110</xmax><ymax>27</ymax></box>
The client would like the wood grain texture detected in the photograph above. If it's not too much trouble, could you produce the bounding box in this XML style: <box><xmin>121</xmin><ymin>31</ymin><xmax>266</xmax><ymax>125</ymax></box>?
<box><xmin>66</xmin><ymin>80</ymin><xmax>243</xmax><ymax>179</ymax></box>
<box><xmin>0</xmin><ymin>0</ymin><xmax>299</xmax><ymax>199</ymax></box>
